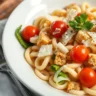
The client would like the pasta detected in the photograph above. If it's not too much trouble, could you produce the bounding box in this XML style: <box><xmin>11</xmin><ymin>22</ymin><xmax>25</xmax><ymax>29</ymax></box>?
<box><xmin>49</xmin><ymin>76</ymin><xmax>68</xmax><ymax>90</ymax></box>
<box><xmin>33</xmin><ymin>16</ymin><xmax>51</xmax><ymax>30</ymax></box>
<box><xmin>51</xmin><ymin>9</ymin><xmax>67</xmax><ymax>17</ymax></box>
<box><xmin>81</xmin><ymin>2</ymin><xmax>91</xmax><ymax>12</ymax></box>
<box><xmin>18</xmin><ymin>2</ymin><xmax>96</xmax><ymax>96</ymax></box>
<box><xmin>35</xmin><ymin>56</ymin><xmax>51</xmax><ymax>70</ymax></box>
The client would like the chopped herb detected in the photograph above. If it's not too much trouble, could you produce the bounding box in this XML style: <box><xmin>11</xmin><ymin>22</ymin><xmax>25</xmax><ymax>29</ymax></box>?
<box><xmin>58</xmin><ymin>71</ymin><xmax>67</xmax><ymax>78</ymax></box>
<box><xmin>83</xmin><ymin>21</ymin><xmax>94</xmax><ymax>30</ymax></box>
<box><xmin>51</xmin><ymin>64</ymin><xmax>60</xmax><ymax>72</ymax></box>
<box><xmin>69</xmin><ymin>13</ymin><xmax>94</xmax><ymax>31</ymax></box>
<box><xmin>51</xmin><ymin>64</ymin><xmax>68</xmax><ymax>78</ymax></box>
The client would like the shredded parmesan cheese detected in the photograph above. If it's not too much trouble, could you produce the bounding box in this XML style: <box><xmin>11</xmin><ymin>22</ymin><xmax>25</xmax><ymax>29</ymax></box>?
<box><xmin>38</xmin><ymin>44</ymin><xmax>53</xmax><ymax>57</ymax></box>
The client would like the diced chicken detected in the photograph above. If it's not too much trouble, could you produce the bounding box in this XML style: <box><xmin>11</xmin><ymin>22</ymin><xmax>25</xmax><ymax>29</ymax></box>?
<box><xmin>54</xmin><ymin>52</ymin><xmax>66</xmax><ymax>66</ymax></box>
<box><xmin>67</xmin><ymin>81</ymin><xmax>80</xmax><ymax>92</ymax></box>
<box><xmin>75</xmin><ymin>30</ymin><xmax>90</xmax><ymax>44</ymax></box>
<box><xmin>37</xmin><ymin>32</ymin><xmax>51</xmax><ymax>46</ymax></box>
<box><xmin>87</xmin><ymin>53</ymin><xmax>96</xmax><ymax>67</ymax></box>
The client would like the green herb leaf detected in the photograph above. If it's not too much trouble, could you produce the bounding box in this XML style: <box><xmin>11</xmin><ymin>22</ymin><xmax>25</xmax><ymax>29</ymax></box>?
<box><xmin>51</xmin><ymin>64</ymin><xmax>68</xmax><ymax>78</ymax></box>
<box><xmin>69</xmin><ymin>13</ymin><xmax>93</xmax><ymax>31</ymax></box>
<box><xmin>75</xmin><ymin>25</ymin><xmax>82</xmax><ymax>31</ymax></box>
<box><xmin>75</xmin><ymin>16</ymin><xmax>81</xmax><ymax>23</ymax></box>
<box><xmin>58</xmin><ymin>71</ymin><xmax>68</xmax><ymax>78</ymax></box>
<box><xmin>51</xmin><ymin>64</ymin><xmax>68</xmax><ymax>84</ymax></box>
<box><xmin>69</xmin><ymin>21</ymin><xmax>78</xmax><ymax>29</ymax></box>
<box><xmin>80</xmin><ymin>13</ymin><xmax>88</xmax><ymax>22</ymax></box>
<box><xmin>83</xmin><ymin>21</ymin><xmax>94</xmax><ymax>30</ymax></box>
<box><xmin>51</xmin><ymin>64</ymin><xmax>60</xmax><ymax>72</ymax></box>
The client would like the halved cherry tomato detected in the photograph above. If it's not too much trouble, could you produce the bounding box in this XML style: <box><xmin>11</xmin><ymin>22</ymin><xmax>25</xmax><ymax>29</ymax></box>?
<box><xmin>22</xmin><ymin>26</ymin><xmax>39</xmax><ymax>42</ymax></box>
<box><xmin>70</xmin><ymin>45</ymin><xmax>89</xmax><ymax>63</ymax></box>
<box><xmin>50</xmin><ymin>21</ymin><xmax>68</xmax><ymax>38</ymax></box>
<box><xmin>79</xmin><ymin>68</ymin><xmax>96</xmax><ymax>88</ymax></box>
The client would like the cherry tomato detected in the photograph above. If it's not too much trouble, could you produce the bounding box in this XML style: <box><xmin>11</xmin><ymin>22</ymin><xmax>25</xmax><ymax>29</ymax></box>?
<box><xmin>79</xmin><ymin>68</ymin><xmax>96</xmax><ymax>88</ymax></box>
<box><xmin>50</xmin><ymin>21</ymin><xmax>68</xmax><ymax>38</ymax></box>
<box><xmin>70</xmin><ymin>45</ymin><xmax>89</xmax><ymax>63</ymax></box>
<box><xmin>22</xmin><ymin>26</ymin><xmax>39</xmax><ymax>42</ymax></box>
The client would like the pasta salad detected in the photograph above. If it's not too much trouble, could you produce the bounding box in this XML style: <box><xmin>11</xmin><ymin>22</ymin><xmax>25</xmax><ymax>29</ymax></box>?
<box><xmin>15</xmin><ymin>2</ymin><xmax>96</xmax><ymax>96</ymax></box>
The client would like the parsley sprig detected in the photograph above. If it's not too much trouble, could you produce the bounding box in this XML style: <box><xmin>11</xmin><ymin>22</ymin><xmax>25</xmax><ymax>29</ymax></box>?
<box><xmin>69</xmin><ymin>13</ymin><xmax>94</xmax><ymax>31</ymax></box>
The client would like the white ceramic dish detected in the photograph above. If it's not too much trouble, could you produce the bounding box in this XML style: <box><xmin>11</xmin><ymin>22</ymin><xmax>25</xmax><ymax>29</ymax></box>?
<box><xmin>2</xmin><ymin>0</ymin><xmax>96</xmax><ymax>96</ymax></box>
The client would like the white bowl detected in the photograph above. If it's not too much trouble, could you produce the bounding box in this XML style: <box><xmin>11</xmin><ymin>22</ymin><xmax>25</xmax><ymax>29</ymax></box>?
<box><xmin>2</xmin><ymin>0</ymin><xmax>96</xmax><ymax>96</ymax></box>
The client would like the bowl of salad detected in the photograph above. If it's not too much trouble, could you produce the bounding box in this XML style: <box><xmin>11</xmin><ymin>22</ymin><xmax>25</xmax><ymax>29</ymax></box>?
<box><xmin>2</xmin><ymin>0</ymin><xmax>96</xmax><ymax>96</ymax></box>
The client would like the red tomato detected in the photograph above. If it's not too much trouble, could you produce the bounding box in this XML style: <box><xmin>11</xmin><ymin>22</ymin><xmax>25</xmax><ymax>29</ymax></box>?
<box><xmin>79</xmin><ymin>68</ymin><xmax>96</xmax><ymax>88</ymax></box>
<box><xmin>70</xmin><ymin>45</ymin><xmax>89</xmax><ymax>63</ymax></box>
<box><xmin>22</xmin><ymin>26</ymin><xmax>39</xmax><ymax>42</ymax></box>
<box><xmin>50</xmin><ymin>21</ymin><xmax>68</xmax><ymax>38</ymax></box>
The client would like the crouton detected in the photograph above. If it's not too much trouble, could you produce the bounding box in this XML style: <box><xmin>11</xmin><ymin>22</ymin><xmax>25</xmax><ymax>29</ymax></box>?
<box><xmin>87</xmin><ymin>53</ymin><xmax>96</xmax><ymax>67</ymax></box>
<box><xmin>67</xmin><ymin>81</ymin><xmax>80</xmax><ymax>92</ymax></box>
<box><xmin>54</xmin><ymin>52</ymin><xmax>66</xmax><ymax>66</ymax></box>
<box><xmin>37</xmin><ymin>32</ymin><xmax>51</xmax><ymax>46</ymax></box>
<box><xmin>75</xmin><ymin>30</ymin><xmax>90</xmax><ymax>44</ymax></box>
